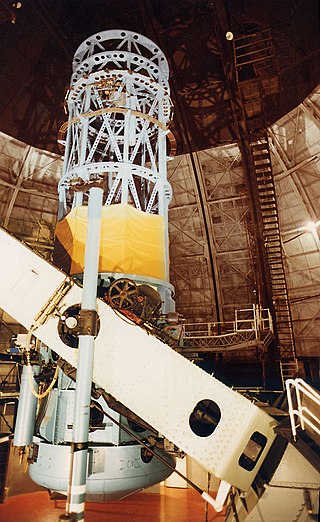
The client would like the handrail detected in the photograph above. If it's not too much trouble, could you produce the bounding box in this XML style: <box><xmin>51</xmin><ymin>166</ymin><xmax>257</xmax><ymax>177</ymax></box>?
<box><xmin>286</xmin><ymin>378</ymin><xmax>320</xmax><ymax>441</ymax></box>
<box><xmin>183</xmin><ymin>305</ymin><xmax>273</xmax><ymax>339</ymax></box>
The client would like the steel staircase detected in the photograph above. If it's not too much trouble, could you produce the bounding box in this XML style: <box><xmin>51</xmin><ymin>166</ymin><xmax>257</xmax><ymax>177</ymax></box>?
<box><xmin>233</xmin><ymin>31</ymin><xmax>297</xmax><ymax>387</ymax></box>
<box><xmin>250</xmin><ymin>129</ymin><xmax>296</xmax><ymax>366</ymax></box>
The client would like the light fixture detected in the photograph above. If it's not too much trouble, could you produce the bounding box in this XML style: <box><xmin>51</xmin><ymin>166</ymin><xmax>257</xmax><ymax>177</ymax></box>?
<box><xmin>282</xmin><ymin>220</ymin><xmax>320</xmax><ymax>243</ymax></box>
<box><xmin>303</xmin><ymin>220</ymin><xmax>320</xmax><ymax>234</ymax></box>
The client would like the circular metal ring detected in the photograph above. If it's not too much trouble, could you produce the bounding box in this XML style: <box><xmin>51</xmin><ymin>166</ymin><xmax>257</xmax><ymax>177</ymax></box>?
<box><xmin>108</xmin><ymin>278</ymin><xmax>139</xmax><ymax>310</ymax></box>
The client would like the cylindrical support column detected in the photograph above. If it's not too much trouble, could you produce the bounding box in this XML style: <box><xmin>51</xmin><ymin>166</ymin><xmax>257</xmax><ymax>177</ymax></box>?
<box><xmin>13</xmin><ymin>366</ymin><xmax>39</xmax><ymax>446</ymax></box>
<box><xmin>13</xmin><ymin>365</ymin><xmax>39</xmax><ymax>447</ymax></box>
<box><xmin>66</xmin><ymin>186</ymin><xmax>103</xmax><ymax>522</ymax></box>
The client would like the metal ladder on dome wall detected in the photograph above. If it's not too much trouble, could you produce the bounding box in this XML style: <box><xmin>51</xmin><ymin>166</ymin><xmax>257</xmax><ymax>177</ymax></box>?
<box><xmin>250</xmin><ymin>126</ymin><xmax>298</xmax><ymax>386</ymax></box>
<box><xmin>233</xmin><ymin>31</ymin><xmax>298</xmax><ymax>388</ymax></box>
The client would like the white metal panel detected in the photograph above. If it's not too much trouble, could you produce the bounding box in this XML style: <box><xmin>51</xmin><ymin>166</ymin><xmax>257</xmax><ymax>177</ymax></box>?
<box><xmin>0</xmin><ymin>229</ymin><xmax>68</xmax><ymax>330</ymax></box>
<box><xmin>0</xmin><ymin>227</ymin><xmax>277</xmax><ymax>490</ymax></box>
<box><xmin>244</xmin><ymin>485</ymin><xmax>319</xmax><ymax>522</ymax></box>
<box><xmin>269</xmin><ymin>443</ymin><xmax>320</xmax><ymax>488</ymax></box>
<box><xmin>242</xmin><ymin>445</ymin><xmax>320</xmax><ymax>521</ymax></box>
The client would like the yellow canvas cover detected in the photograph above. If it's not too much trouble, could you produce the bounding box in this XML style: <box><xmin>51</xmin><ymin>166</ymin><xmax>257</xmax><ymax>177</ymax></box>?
<box><xmin>53</xmin><ymin>204</ymin><xmax>166</xmax><ymax>280</ymax></box>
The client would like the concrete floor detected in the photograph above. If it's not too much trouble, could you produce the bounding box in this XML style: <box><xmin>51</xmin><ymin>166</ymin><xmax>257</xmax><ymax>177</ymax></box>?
<box><xmin>0</xmin><ymin>487</ymin><xmax>226</xmax><ymax>522</ymax></box>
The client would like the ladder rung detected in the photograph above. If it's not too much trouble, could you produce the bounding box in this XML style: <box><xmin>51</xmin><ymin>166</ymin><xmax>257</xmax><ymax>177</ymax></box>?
<box><xmin>258</xmin><ymin>188</ymin><xmax>275</xmax><ymax>194</ymax></box>
<box><xmin>259</xmin><ymin>189</ymin><xmax>275</xmax><ymax>194</ymax></box>
<box><xmin>256</xmin><ymin>180</ymin><xmax>274</xmax><ymax>186</ymax></box>
<box><xmin>258</xmin><ymin>177</ymin><xmax>274</xmax><ymax>182</ymax></box>
<box><xmin>257</xmin><ymin>181</ymin><xmax>273</xmax><ymax>186</ymax></box>
<box><xmin>254</xmin><ymin>159</ymin><xmax>271</xmax><ymax>165</ymax></box>
<box><xmin>255</xmin><ymin>167</ymin><xmax>272</xmax><ymax>174</ymax></box>
<box><xmin>262</xmin><ymin>212</ymin><xmax>279</xmax><ymax>220</ymax></box>
<box><xmin>269</xmin><ymin>258</ymin><xmax>283</xmax><ymax>263</ymax></box>
<box><xmin>261</xmin><ymin>201</ymin><xmax>277</xmax><ymax>205</ymax></box>
<box><xmin>250</xmin><ymin>137</ymin><xmax>268</xmax><ymax>144</ymax></box>
<box><xmin>257</xmin><ymin>173</ymin><xmax>273</xmax><ymax>179</ymax></box>
<box><xmin>263</xmin><ymin>227</ymin><xmax>280</xmax><ymax>233</ymax></box>
<box><xmin>262</xmin><ymin>215</ymin><xmax>278</xmax><ymax>221</ymax></box>
<box><xmin>264</xmin><ymin>229</ymin><xmax>280</xmax><ymax>235</ymax></box>
<box><xmin>258</xmin><ymin>181</ymin><xmax>273</xmax><ymax>187</ymax></box>
<box><xmin>261</xmin><ymin>209</ymin><xmax>277</xmax><ymax>214</ymax></box>
<box><xmin>250</xmin><ymin>140</ymin><xmax>270</xmax><ymax>149</ymax></box>
<box><xmin>268</xmin><ymin>257</ymin><xmax>282</xmax><ymax>262</ymax></box>
<box><xmin>252</xmin><ymin>152</ymin><xmax>269</xmax><ymax>158</ymax></box>
<box><xmin>253</xmin><ymin>153</ymin><xmax>271</xmax><ymax>160</ymax></box>
<box><xmin>250</xmin><ymin>140</ymin><xmax>268</xmax><ymax>148</ymax></box>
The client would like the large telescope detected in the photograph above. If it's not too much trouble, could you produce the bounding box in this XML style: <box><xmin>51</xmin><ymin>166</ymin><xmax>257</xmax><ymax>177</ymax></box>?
<box><xmin>14</xmin><ymin>30</ymin><xmax>178</xmax><ymax>522</ymax></box>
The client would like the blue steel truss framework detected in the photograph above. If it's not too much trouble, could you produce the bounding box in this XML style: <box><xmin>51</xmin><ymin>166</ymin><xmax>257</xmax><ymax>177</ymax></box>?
<box><xmin>58</xmin><ymin>30</ymin><xmax>172</xmax><ymax>221</ymax></box>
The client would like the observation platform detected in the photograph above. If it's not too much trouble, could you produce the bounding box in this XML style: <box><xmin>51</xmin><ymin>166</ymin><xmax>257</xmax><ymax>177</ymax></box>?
<box><xmin>178</xmin><ymin>306</ymin><xmax>274</xmax><ymax>357</ymax></box>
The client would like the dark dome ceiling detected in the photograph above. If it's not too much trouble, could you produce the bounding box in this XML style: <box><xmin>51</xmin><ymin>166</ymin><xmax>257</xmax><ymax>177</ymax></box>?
<box><xmin>0</xmin><ymin>0</ymin><xmax>319</xmax><ymax>155</ymax></box>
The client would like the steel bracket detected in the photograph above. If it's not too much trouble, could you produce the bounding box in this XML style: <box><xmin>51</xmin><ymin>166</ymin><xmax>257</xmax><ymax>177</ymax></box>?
<box><xmin>78</xmin><ymin>309</ymin><xmax>99</xmax><ymax>337</ymax></box>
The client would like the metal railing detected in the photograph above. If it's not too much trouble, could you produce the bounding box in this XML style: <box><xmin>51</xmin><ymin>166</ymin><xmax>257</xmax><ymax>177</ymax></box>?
<box><xmin>183</xmin><ymin>305</ymin><xmax>272</xmax><ymax>337</ymax></box>
<box><xmin>181</xmin><ymin>305</ymin><xmax>273</xmax><ymax>351</ymax></box>
<box><xmin>286</xmin><ymin>378</ymin><xmax>320</xmax><ymax>441</ymax></box>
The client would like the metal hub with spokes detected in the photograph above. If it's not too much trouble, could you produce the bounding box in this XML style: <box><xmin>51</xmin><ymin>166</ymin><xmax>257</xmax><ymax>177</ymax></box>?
<box><xmin>108</xmin><ymin>278</ymin><xmax>139</xmax><ymax>310</ymax></box>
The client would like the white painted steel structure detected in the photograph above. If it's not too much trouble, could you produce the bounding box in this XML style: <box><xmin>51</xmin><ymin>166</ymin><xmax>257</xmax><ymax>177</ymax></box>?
<box><xmin>0</xmin><ymin>226</ymin><xmax>277</xmax><ymax>492</ymax></box>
